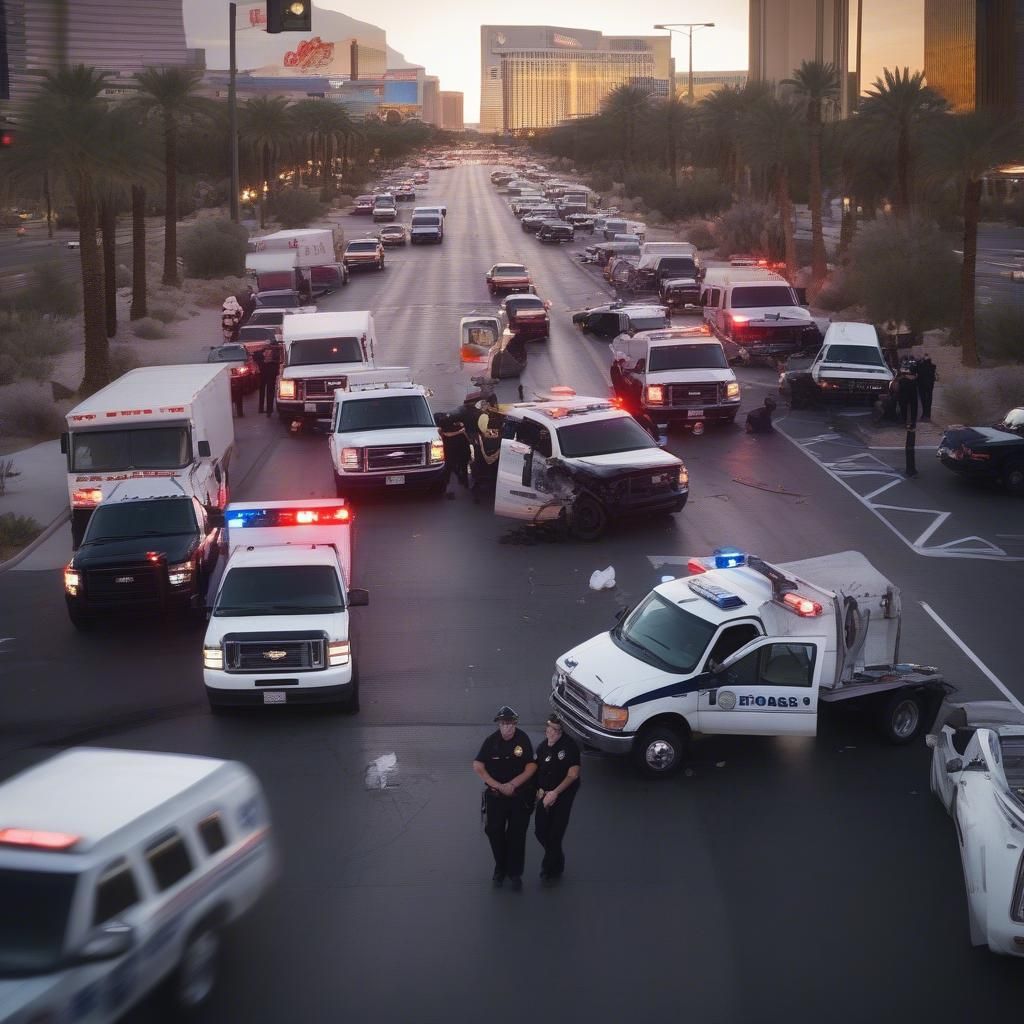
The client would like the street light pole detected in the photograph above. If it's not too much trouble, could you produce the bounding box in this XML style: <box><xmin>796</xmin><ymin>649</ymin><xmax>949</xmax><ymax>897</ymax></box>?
<box><xmin>653</xmin><ymin>22</ymin><xmax>715</xmax><ymax>104</ymax></box>
<box><xmin>229</xmin><ymin>2</ymin><xmax>240</xmax><ymax>223</ymax></box>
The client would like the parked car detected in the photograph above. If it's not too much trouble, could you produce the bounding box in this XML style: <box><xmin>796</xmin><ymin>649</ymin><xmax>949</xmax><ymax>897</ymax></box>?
<box><xmin>395</xmin><ymin>183</ymin><xmax>417</xmax><ymax>201</ymax></box>
<box><xmin>572</xmin><ymin>302</ymin><xmax>670</xmax><ymax>340</ymax></box>
<box><xmin>207</xmin><ymin>343</ymin><xmax>259</xmax><ymax>395</ymax></box>
<box><xmin>372</xmin><ymin>201</ymin><xmax>397</xmax><ymax>222</ymax></box>
<box><xmin>521</xmin><ymin>208</ymin><xmax>560</xmax><ymax>233</ymax></box>
<box><xmin>537</xmin><ymin>220</ymin><xmax>574</xmax><ymax>244</ymax></box>
<box><xmin>378</xmin><ymin>223</ymin><xmax>408</xmax><ymax>247</ymax></box>
<box><xmin>937</xmin><ymin>407</ymin><xmax>1024</xmax><ymax>496</ymax></box>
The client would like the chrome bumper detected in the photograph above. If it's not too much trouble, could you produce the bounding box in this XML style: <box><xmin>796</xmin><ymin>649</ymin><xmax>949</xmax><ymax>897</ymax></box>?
<box><xmin>550</xmin><ymin>687</ymin><xmax>634</xmax><ymax>754</ymax></box>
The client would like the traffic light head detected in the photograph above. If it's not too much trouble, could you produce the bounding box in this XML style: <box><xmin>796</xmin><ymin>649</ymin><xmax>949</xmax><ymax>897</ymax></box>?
<box><xmin>266</xmin><ymin>0</ymin><xmax>312</xmax><ymax>33</ymax></box>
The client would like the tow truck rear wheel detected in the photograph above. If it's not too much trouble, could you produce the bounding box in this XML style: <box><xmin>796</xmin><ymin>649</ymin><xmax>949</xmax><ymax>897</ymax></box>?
<box><xmin>633</xmin><ymin>720</ymin><xmax>689</xmax><ymax>777</ymax></box>
<box><xmin>878</xmin><ymin>690</ymin><xmax>924</xmax><ymax>744</ymax></box>
<box><xmin>1005</xmin><ymin>461</ymin><xmax>1024</xmax><ymax>496</ymax></box>
<box><xmin>570</xmin><ymin>495</ymin><xmax>608</xmax><ymax>542</ymax></box>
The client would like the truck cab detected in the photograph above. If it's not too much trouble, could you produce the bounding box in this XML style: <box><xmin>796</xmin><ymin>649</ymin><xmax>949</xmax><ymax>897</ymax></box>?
<box><xmin>552</xmin><ymin>549</ymin><xmax>944</xmax><ymax>776</ymax></box>
<box><xmin>493</xmin><ymin>389</ymin><xmax>688</xmax><ymax>540</ymax></box>
<box><xmin>611</xmin><ymin>325</ymin><xmax>741</xmax><ymax>426</ymax></box>
<box><xmin>277</xmin><ymin>312</ymin><xmax>376</xmax><ymax>428</ymax></box>
<box><xmin>202</xmin><ymin>500</ymin><xmax>368</xmax><ymax>711</ymax></box>
<box><xmin>328</xmin><ymin>368</ymin><xmax>446</xmax><ymax>496</ymax></box>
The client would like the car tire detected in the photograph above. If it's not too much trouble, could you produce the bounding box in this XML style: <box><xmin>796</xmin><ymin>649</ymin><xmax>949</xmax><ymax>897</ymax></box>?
<box><xmin>1005</xmin><ymin>461</ymin><xmax>1024</xmax><ymax>497</ymax></box>
<box><xmin>878</xmin><ymin>690</ymin><xmax>924</xmax><ymax>745</ymax></box>
<box><xmin>341</xmin><ymin>662</ymin><xmax>360</xmax><ymax>714</ymax></box>
<box><xmin>632</xmin><ymin>720</ymin><xmax>689</xmax><ymax>777</ymax></box>
<box><xmin>569</xmin><ymin>494</ymin><xmax>608</xmax><ymax>542</ymax></box>
<box><xmin>172</xmin><ymin>921</ymin><xmax>221</xmax><ymax>1011</ymax></box>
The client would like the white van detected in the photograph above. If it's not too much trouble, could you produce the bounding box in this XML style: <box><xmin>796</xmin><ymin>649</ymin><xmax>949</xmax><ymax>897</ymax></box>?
<box><xmin>0</xmin><ymin>747</ymin><xmax>276</xmax><ymax>1022</ymax></box>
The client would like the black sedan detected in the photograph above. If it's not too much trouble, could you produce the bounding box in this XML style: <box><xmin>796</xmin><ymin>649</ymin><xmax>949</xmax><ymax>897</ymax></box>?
<box><xmin>207</xmin><ymin>343</ymin><xmax>259</xmax><ymax>395</ymax></box>
<box><xmin>537</xmin><ymin>220</ymin><xmax>574</xmax><ymax>244</ymax></box>
<box><xmin>937</xmin><ymin>407</ymin><xmax>1024</xmax><ymax>496</ymax></box>
<box><xmin>521</xmin><ymin>208</ymin><xmax>560</xmax><ymax>233</ymax></box>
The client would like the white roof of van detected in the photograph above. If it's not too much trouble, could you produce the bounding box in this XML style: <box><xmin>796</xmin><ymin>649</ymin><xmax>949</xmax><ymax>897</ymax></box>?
<box><xmin>284</xmin><ymin>311</ymin><xmax>371</xmax><ymax>343</ymax></box>
<box><xmin>822</xmin><ymin>322</ymin><xmax>880</xmax><ymax>345</ymax></box>
<box><xmin>0</xmin><ymin>748</ymin><xmax>228</xmax><ymax>854</ymax></box>
<box><xmin>68</xmin><ymin>364</ymin><xmax>226</xmax><ymax>416</ymax></box>
<box><xmin>702</xmin><ymin>268</ymin><xmax>787</xmax><ymax>285</ymax></box>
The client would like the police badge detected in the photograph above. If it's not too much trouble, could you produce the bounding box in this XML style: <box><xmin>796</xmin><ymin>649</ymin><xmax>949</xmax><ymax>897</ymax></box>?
<box><xmin>557</xmin><ymin>749</ymin><xmax>566</xmax><ymax>760</ymax></box>
<box><xmin>513</xmin><ymin>745</ymin><xmax>523</xmax><ymax>757</ymax></box>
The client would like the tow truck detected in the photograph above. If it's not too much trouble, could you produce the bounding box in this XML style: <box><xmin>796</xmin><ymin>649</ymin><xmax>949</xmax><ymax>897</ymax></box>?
<box><xmin>202</xmin><ymin>499</ymin><xmax>368</xmax><ymax>712</ymax></box>
<box><xmin>552</xmin><ymin>549</ymin><xmax>948</xmax><ymax>775</ymax></box>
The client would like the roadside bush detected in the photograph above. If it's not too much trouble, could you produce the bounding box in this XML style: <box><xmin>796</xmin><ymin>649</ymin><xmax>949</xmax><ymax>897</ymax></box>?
<box><xmin>270</xmin><ymin>188</ymin><xmax>324</xmax><ymax>229</ymax></box>
<box><xmin>621</xmin><ymin>171</ymin><xmax>732</xmax><ymax>223</ymax></box>
<box><xmin>974</xmin><ymin>301</ymin><xmax>1024</xmax><ymax>363</ymax></box>
<box><xmin>147</xmin><ymin>305</ymin><xmax>185</xmax><ymax>324</ymax></box>
<box><xmin>0</xmin><ymin>390</ymin><xmax>66</xmax><ymax>438</ymax></box>
<box><xmin>814</xmin><ymin>275</ymin><xmax>856</xmax><ymax>312</ymax></box>
<box><xmin>181</xmin><ymin>218</ymin><xmax>248</xmax><ymax>279</ymax></box>
<box><xmin>942</xmin><ymin>380</ymin><xmax>987</xmax><ymax>424</ymax></box>
<box><xmin>588</xmin><ymin>170</ymin><xmax>614</xmax><ymax>193</ymax></box>
<box><xmin>0</xmin><ymin>513</ymin><xmax>41</xmax><ymax>558</ymax></box>
<box><xmin>130</xmin><ymin>317</ymin><xmax>168</xmax><ymax>340</ymax></box>
<box><xmin>108</xmin><ymin>346</ymin><xmax>142</xmax><ymax>379</ymax></box>
<box><xmin>713</xmin><ymin>201</ymin><xmax>779</xmax><ymax>259</ymax></box>
<box><xmin>683</xmin><ymin>221</ymin><xmax>715</xmax><ymax>250</ymax></box>
<box><xmin>0</xmin><ymin>313</ymin><xmax>72</xmax><ymax>385</ymax></box>
<box><xmin>13</xmin><ymin>258</ymin><xmax>81</xmax><ymax>317</ymax></box>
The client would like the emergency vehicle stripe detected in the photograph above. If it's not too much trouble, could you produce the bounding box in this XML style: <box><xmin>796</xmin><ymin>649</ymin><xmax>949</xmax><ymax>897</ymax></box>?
<box><xmin>623</xmin><ymin>678</ymin><xmax>705</xmax><ymax>708</ymax></box>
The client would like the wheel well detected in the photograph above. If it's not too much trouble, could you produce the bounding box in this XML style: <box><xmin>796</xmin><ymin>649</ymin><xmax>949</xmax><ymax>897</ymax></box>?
<box><xmin>189</xmin><ymin>903</ymin><xmax>230</xmax><ymax>939</ymax></box>
<box><xmin>637</xmin><ymin>712</ymin><xmax>691</xmax><ymax>740</ymax></box>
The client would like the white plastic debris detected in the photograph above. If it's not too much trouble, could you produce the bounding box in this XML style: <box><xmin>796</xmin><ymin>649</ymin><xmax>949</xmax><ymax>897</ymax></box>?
<box><xmin>364</xmin><ymin>752</ymin><xmax>398</xmax><ymax>790</ymax></box>
<box><xmin>589</xmin><ymin>566</ymin><xmax>616</xmax><ymax>591</ymax></box>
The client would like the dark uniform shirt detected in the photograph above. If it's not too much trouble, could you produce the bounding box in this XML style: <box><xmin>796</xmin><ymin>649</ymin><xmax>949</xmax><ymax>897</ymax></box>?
<box><xmin>534</xmin><ymin>734</ymin><xmax>581</xmax><ymax>792</ymax></box>
<box><xmin>476</xmin><ymin>729</ymin><xmax>534</xmax><ymax>785</ymax></box>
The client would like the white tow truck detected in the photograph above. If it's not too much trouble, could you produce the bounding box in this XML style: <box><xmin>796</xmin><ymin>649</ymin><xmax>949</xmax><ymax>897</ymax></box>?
<box><xmin>552</xmin><ymin>549</ymin><xmax>948</xmax><ymax>776</ymax></box>
<box><xmin>202</xmin><ymin>499</ymin><xmax>368</xmax><ymax>712</ymax></box>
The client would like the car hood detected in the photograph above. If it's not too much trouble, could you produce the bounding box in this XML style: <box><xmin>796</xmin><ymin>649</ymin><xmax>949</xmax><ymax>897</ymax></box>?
<box><xmin>568</xmin><ymin>447</ymin><xmax>680</xmax><ymax>472</ymax></box>
<box><xmin>206</xmin><ymin>609</ymin><xmax>348</xmax><ymax>642</ymax></box>
<box><xmin>333</xmin><ymin>426</ymin><xmax>437</xmax><ymax>448</ymax></box>
<box><xmin>816</xmin><ymin>363</ymin><xmax>893</xmax><ymax>381</ymax></box>
<box><xmin>645</xmin><ymin>368</ymin><xmax>733</xmax><ymax>385</ymax></box>
<box><xmin>940</xmin><ymin>425</ymin><xmax>1024</xmax><ymax>448</ymax></box>
<box><xmin>282</xmin><ymin>361</ymin><xmax>368</xmax><ymax>380</ymax></box>
<box><xmin>558</xmin><ymin>631</ymin><xmax>670</xmax><ymax>706</ymax></box>
<box><xmin>74</xmin><ymin>531</ymin><xmax>197</xmax><ymax>568</ymax></box>
<box><xmin>736</xmin><ymin>305</ymin><xmax>812</xmax><ymax>323</ymax></box>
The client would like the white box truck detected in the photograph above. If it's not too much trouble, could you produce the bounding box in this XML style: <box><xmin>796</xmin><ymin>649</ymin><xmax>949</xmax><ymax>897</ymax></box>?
<box><xmin>62</xmin><ymin>365</ymin><xmax>234</xmax><ymax>548</ymax></box>
<box><xmin>246</xmin><ymin>228</ymin><xmax>343</xmax><ymax>295</ymax></box>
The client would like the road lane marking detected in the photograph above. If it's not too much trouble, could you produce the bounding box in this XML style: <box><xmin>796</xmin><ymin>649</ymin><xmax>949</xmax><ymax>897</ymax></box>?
<box><xmin>920</xmin><ymin>602</ymin><xmax>1024</xmax><ymax>713</ymax></box>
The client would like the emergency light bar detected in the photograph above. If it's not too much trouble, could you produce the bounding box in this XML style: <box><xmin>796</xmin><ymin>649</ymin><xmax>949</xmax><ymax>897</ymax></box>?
<box><xmin>687</xmin><ymin>549</ymin><xmax>747</xmax><ymax>573</ymax></box>
<box><xmin>747</xmin><ymin>556</ymin><xmax>823</xmax><ymax>616</ymax></box>
<box><xmin>226</xmin><ymin>505</ymin><xmax>352</xmax><ymax>528</ymax></box>
<box><xmin>0</xmin><ymin>828</ymin><xmax>80</xmax><ymax>850</ymax></box>
<box><xmin>688</xmin><ymin>578</ymin><xmax>745</xmax><ymax>610</ymax></box>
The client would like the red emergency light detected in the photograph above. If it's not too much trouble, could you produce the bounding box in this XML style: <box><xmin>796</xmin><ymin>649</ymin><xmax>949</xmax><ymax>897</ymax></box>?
<box><xmin>0</xmin><ymin>828</ymin><xmax>80</xmax><ymax>850</ymax></box>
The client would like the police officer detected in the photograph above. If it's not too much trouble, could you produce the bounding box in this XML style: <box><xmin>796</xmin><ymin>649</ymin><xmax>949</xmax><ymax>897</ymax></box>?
<box><xmin>257</xmin><ymin>340</ymin><xmax>282</xmax><ymax>416</ymax></box>
<box><xmin>473</xmin><ymin>706</ymin><xmax>536</xmax><ymax>890</ymax></box>
<box><xmin>533</xmin><ymin>713</ymin><xmax>581</xmax><ymax>884</ymax></box>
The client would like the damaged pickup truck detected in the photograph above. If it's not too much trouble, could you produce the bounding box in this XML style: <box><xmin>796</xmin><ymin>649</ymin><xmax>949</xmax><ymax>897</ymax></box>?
<box><xmin>491</xmin><ymin>388</ymin><xmax>688</xmax><ymax>540</ymax></box>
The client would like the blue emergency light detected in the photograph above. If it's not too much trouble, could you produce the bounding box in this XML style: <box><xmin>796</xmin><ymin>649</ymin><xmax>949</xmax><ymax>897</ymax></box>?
<box><xmin>713</xmin><ymin>548</ymin><xmax>746</xmax><ymax>569</ymax></box>
<box><xmin>688</xmin><ymin>578</ymin><xmax>746</xmax><ymax>609</ymax></box>
<box><xmin>226</xmin><ymin>506</ymin><xmax>351</xmax><ymax>528</ymax></box>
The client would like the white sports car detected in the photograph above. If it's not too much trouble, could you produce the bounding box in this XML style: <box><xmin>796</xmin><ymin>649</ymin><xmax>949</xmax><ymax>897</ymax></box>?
<box><xmin>928</xmin><ymin>699</ymin><xmax>1024</xmax><ymax>956</ymax></box>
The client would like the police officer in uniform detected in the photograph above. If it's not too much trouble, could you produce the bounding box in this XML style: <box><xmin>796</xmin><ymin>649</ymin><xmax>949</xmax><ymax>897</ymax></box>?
<box><xmin>473</xmin><ymin>706</ymin><xmax>536</xmax><ymax>890</ymax></box>
<box><xmin>533</xmin><ymin>713</ymin><xmax>581</xmax><ymax>884</ymax></box>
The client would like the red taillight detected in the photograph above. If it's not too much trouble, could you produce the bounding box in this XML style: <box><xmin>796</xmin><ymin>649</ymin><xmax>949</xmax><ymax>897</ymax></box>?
<box><xmin>0</xmin><ymin>828</ymin><xmax>80</xmax><ymax>850</ymax></box>
<box><xmin>72</xmin><ymin>488</ymin><xmax>103</xmax><ymax>507</ymax></box>
<box><xmin>146</xmin><ymin>552</ymin><xmax>160</xmax><ymax>562</ymax></box>
<box><xmin>782</xmin><ymin>592</ymin><xmax>823</xmax><ymax>617</ymax></box>
<box><xmin>731</xmin><ymin>314</ymin><xmax>750</xmax><ymax>325</ymax></box>
<box><xmin>687</xmin><ymin>558</ymin><xmax>707</xmax><ymax>575</ymax></box>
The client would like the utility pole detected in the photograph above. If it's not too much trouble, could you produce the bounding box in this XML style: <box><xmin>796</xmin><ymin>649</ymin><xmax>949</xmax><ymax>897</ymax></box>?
<box><xmin>229</xmin><ymin>2</ymin><xmax>240</xmax><ymax>223</ymax></box>
<box><xmin>653</xmin><ymin>22</ymin><xmax>715</xmax><ymax>103</ymax></box>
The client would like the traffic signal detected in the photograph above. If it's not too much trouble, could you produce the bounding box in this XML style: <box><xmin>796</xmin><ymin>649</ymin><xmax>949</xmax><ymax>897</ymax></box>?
<box><xmin>266</xmin><ymin>0</ymin><xmax>311</xmax><ymax>33</ymax></box>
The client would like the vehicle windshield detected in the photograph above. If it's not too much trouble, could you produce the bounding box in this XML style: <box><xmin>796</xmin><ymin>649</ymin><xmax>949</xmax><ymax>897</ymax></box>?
<box><xmin>822</xmin><ymin>345</ymin><xmax>886</xmax><ymax>366</ymax></box>
<box><xmin>731</xmin><ymin>285</ymin><xmax>796</xmax><ymax>308</ymax></box>
<box><xmin>347</xmin><ymin>242</ymin><xmax>378</xmax><ymax>252</ymax></box>
<box><xmin>508</xmin><ymin>298</ymin><xmax>544</xmax><ymax>312</ymax></box>
<box><xmin>338</xmin><ymin>395</ymin><xmax>433</xmax><ymax>432</ymax></box>
<box><xmin>657</xmin><ymin>258</ymin><xmax>697</xmax><ymax>277</ymax></box>
<box><xmin>250</xmin><ymin>311</ymin><xmax>285</xmax><ymax>326</ymax></box>
<box><xmin>258</xmin><ymin>292</ymin><xmax>300</xmax><ymax>308</ymax></box>
<box><xmin>411</xmin><ymin>216</ymin><xmax>440</xmax><ymax>226</ymax></box>
<box><xmin>0</xmin><ymin>869</ymin><xmax>76</xmax><ymax>975</ymax></box>
<box><xmin>84</xmin><ymin>496</ymin><xmax>197</xmax><ymax>541</ymax></box>
<box><xmin>629</xmin><ymin>316</ymin><xmax>669</xmax><ymax>332</ymax></box>
<box><xmin>493</xmin><ymin>266</ymin><xmax>526</xmax><ymax>277</ymax></box>
<box><xmin>648</xmin><ymin>344</ymin><xmax>728</xmax><ymax>371</ymax></box>
<box><xmin>215</xmin><ymin>565</ymin><xmax>344</xmax><ymax>615</ymax></box>
<box><xmin>557</xmin><ymin>416</ymin><xmax>658</xmax><ymax>458</ymax></box>
<box><xmin>615</xmin><ymin>593</ymin><xmax>717</xmax><ymax>673</ymax></box>
<box><xmin>70</xmin><ymin>426</ymin><xmax>190</xmax><ymax>471</ymax></box>
<box><xmin>208</xmin><ymin>345</ymin><xmax>247</xmax><ymax>363</ymax></box>
<box><xmin>288</xmin><ymin>337</ymin><xmax>363</xmax><ymax>366</ymax></box>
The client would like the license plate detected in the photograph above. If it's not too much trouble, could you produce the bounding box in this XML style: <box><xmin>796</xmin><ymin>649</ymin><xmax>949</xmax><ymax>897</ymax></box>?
<box><xmin>687</xmin><ymin>410</ymin><xmax>704</xmax><ymax>419</ymax></box>
<box><xmin>263</xmin><ymin>691</ymin><xmax>286</xmax><ymax>705</ymax></box>
<box><xmin>304</xmin><ymin>402</ymin><xmax>317</xmax><ymax>413</ymax></box>
<box><xmin>385</xmin><ymin>475</ymin><xmax>405</xmax><ymax>485</ymax></box>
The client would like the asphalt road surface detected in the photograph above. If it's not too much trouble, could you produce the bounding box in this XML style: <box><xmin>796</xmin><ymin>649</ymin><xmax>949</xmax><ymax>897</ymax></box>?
<box><xmin>1</xmin><ymin>165</ymin><xmax>1021</xmax><ymax>1023</ymax></box>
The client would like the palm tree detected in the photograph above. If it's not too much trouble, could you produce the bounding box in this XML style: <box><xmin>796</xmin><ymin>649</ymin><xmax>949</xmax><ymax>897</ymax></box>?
<box><xmin>240</xmin><ymin>96</ymin><xmax>294</xmax><ymax>228</ymax></box>
<box><xmin>602</xmin><ymin>85</ymin><xmax>652</xmax><ymax>168</ymax></box>
<box><xmin>291</xmin><ymin>99</ymin><xmax>355</xmax><ymax>199</ymax></box>
<box><xmin>927</xmin><ymin>111</ymin><xmax>1024</xmax><ymax>367</ymax></box>
<box><xmin>132</xmin><ymin>67</ymin><xmax>209</xmax><ymax>286</ymax></box>
<box><xmin>651</xmin><ymin>93</ymin><xmax>696</xmax><ymax>185</ymax></box>
<box><xmin>783</xmin><ymin>60</ymin><xmax>840</xmax><ymax>286</ymax></box>
<box><xmin>856</xmin><ymin>67</ymin><xmax>948</xmax><ymax>215</ymax></box>
<box><xmin>698</xmin><ymin>81</ymin><xmax>772</xmax><ymax>193</ymax></box>
<box><xmin>11</xmin><ymin>66</ymin><xmax>127</xmax><ymax>393</ymax></box>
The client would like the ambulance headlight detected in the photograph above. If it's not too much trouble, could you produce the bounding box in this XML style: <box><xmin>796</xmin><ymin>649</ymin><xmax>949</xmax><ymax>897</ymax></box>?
<box><xmin>167</xmin><ymin>561</ymin><xmax>193</xmax><ymax>586</ymax></box>
<box><xmin>725</xmin><ymin>381</ymin><xmax>740</xmax><ymax>400</ymax></box>
<box><xmin>64</xmin><ymin>565</ymin><xmax>81</xmax><ymax>595</ymax></box>
<box><xmin>601</xmin><ymin>705</ymin><xmax>629</xmax><ymax>731</ymax></box>
<box><xmin>677</xmin><ymin>465</ymin><xmax>689</xmax><ymax>488</ymax></box>
<box><xmin>328</xmin><ymin>640</ymin><xmax>350</xmax><ymax>666</ymax></box>
<box><xmin>646</xmin><ymin>384</ymin><xmax>665</xmax><ymax>405</ymax></box>
<box><xmin>203</xmin><ymin>645</ymin><xmax>223</xmax><ymax>670</ymax></box>
<box><xmin>429</xmin><ymin>438</ymin><xmax>445</xmax><ymax>464</ymax></box>
<box><xmin>340</xmin><ymin>447</ymin><xmax>361</xmax><ymax>471</ymax></box>
<box><xmin>278</xmin><ymin>379</ymin><xmax>296</xmax><ymax>400</ymax></box>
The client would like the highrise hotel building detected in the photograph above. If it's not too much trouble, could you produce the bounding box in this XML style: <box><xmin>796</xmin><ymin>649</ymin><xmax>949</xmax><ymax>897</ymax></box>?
<box><xmin>480</xmin><ymin>26</ymin><xmax>672</xmax><ymax>133</ymax></box>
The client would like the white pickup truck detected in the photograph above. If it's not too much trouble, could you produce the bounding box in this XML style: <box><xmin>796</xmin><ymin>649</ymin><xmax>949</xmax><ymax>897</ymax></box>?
<box><xmin>202</xmin><ymin>499</ymin><xmax>368</xmax><ymax>712</ymax></box>
<box><xmin>552</xmin><ymin>549</ymin><xmax>947</xmax><ymax>776</ymax></box>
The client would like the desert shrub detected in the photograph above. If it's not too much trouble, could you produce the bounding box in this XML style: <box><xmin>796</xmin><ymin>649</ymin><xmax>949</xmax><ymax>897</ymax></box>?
<box><xmin>13</xmin><ymin>258</ymin><xmax>81</xmax><ymax>317</ymax></box>
<box><xmin>148</xmin><ymin>305</ymin><xmax>185</xmax><ymax>324</ymax></box>
<box><xmin>974</xmin><ymin>301</ymin><xmax>1024</xmax><ymax>364</ymax></box>
<box><xmin>0</xmin><ymin>513</ymin><xmax>41</xmax><ymax>556</ymax></box>
<box><xmin>114</xmin><ymin>263</ymin><xmax>131</xmax><ymax>288</ymax></box>
<box><xmin>0</xmin><ymin>313</ymin><xmax>72</xmax><ymax>385</ymax></box>
<box><xmin>847</xmin><ymin>219</ymin><xmax>960</xmax><ymax>338</ymax></box>
<box><xmin>588</xmin><ymin>170</ymin><xmax>614</xmax><ymax>193</ymax></box>
<box><xmin>942</xmin><ymin>380</ymin><xmax>987</xmax><ymax>424</ymax></box>
<box><xmin>181</xmin><ymin>218</ymin><xmax>248</xmax><ymax>279</ymax></box>
<box><xmin>108</xmin><ymin>346</ymin><xmax>142</xmax><ymax>378</ymax></box>
<box><xmin>130</xmin><ymin>317</ymin><xmax>168</xmax><ymax>340</ymax></box>
<box><xmin>683</xmin><ymin>221</ymin><xmax>715</xmax><ymax>250</ymax></box>
<box><xmin>0</xmin><ymin>390</ymin><xmax>66</xmax><ymax>438</ymax></box>
<box><xmin>713</xmin><ymin>201</ymin><xmax>779</xmax><ymax>259</ymax></box>
<box><xmin>814</xmin><ymin>276</ymin><xmax>856</xmax><ymax>312</ymax></box>
<box><xmin>270</xmin><ymin>189</ymin><xmax>324</xmax><ymax>229</ymax></box>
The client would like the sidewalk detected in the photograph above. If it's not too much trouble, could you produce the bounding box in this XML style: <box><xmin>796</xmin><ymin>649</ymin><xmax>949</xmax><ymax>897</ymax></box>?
<box><xmin>0</xmin><ymin>439</ymin><xmax>72</xmax><ymax>571</ymax></box>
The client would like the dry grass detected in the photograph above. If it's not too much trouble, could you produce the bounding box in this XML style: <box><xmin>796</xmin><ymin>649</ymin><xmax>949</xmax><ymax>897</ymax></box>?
<box><xmin>0</xmin><ymin>512</ymin><xmax>41</xmax><ymax>561</ymax></box>
<box><xmin>0</xmin><ymin>391</ymin><xmax>66</xmax><ymax>439</ymax></box>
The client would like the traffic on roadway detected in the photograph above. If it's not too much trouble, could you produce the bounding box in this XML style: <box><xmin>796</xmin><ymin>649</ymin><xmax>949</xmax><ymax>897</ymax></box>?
<box><xmin>2</xmin><ymin>157</ymin><xmax>1023</xmax><ymax>1024</ymax></box>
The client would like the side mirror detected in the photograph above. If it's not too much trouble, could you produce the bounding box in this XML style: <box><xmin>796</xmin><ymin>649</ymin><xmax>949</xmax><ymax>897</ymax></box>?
<box><xmin>197</xmin><ymin>440</ymin><xmax>211</xmax><ymax>458</ymax></box>
<box><xmin>60</xmin><ymin>432</ymin><xmax>69</xmax><ymax>454</ymax></box>
<box><xmin>207</xmin><ymin>508</ymin><xmax>225</xmax><ymax>529</ymax></box>
<box><xmin>77</xmin><ymin>924</ymin><xmax>134</xmax><ymax>964</ymax></box>
<box><xmin>348</xmin><ymin>588</ymin><xmax>370</xmax><ymax>608</ymax></box>
<box><xmin>945</xmin><ymin>758</ymin><xmax>963</xmax><ymax>774</ymax></box>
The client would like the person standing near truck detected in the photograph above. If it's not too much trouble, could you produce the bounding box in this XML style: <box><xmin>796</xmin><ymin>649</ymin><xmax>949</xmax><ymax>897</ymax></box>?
<box><xmin>257</xmin><ymin>340</ymin><xmax>282</xmax><ymax>416</ymax></box>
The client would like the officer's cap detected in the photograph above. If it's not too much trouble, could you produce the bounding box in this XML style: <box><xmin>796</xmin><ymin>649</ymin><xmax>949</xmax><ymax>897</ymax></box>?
<box><xmin>494</xmin><ymin>705</ymin><xmax>519</xmax><ymax>722</ymax></box>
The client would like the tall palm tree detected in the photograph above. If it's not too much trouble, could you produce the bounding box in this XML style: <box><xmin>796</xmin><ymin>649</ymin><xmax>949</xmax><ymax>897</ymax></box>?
<box><xmin>651</xmin><ymin>93</ymin><xmax>696</xmax><ymax>185</ymax></box>
<box><xmin>291</xmin><ymin>99</ymin><xmax>355</xmax><ymax>199</ymax></box>
<box><xmin>11</xmin><ymin>66</ymin><xmax>128</xmax><ymax>393</ymax></box>
<box><xmin>783</xmin><ymin>60</ymin><xmax>840</xmax><ymax>285</ymax></box>
<box><xmin>698</xmin><ymin>81</ymin><xmax>772</xmax><ymax>193</ymax></box>
<box><xmin>240</xmin><ymin>96</ymin><xmax>294</xmax><ymax>228</ymax></box>
<box><xmin>927</xmin><ymin>111</ymin><xmax>1024</xmax><ymax>367</ymax></box>
<box><xmin>856</xmin><ymin>67</ymin><xmax>948</xmax><ymax>216</ymax></box>
<box><xmin>602</xmin><ymin>85</ymin><xmax>651</xmax><ymax>168</ymax></box>
<box><xmin>132</xmin><ymin>67</ymin><xmax>209</xmax><ymax>286</ymax></box>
